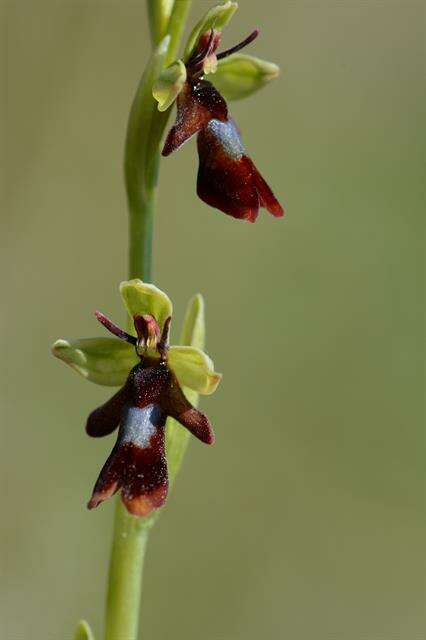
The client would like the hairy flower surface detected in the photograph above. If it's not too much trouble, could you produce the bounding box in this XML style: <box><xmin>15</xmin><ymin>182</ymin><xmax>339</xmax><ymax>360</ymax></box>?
<box><xmin>155</xmin><ymin>10</ymin><xmax>284</xmax><ymax>222</ymax></box>
<box><xmin>53</xmin><ymin>281</ymin><xmax>221</xmax><ymax>516</ymax></box>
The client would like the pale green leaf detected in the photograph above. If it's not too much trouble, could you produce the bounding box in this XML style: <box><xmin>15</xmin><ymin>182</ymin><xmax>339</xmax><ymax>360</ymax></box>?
<box><xmin>52</xmin><ymin>337</ymin><xmax>136</xmax><ymax>387</ymax></box>
<box><xmin>212</xmin><ymin>53</ymin><xmax>280</xmax><ymax>101</ymax></box>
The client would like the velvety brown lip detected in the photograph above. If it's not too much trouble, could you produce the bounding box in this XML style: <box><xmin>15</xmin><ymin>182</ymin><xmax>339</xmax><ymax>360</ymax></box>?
<box><xmin>86</xmin><ymin>310</ymin><xmax>215</xmax><ymax>517</ymax></box>
<box><xmin>162</xmin><ymin>28</ymin><xmax>284</xmax><ymax>221</ymax></box>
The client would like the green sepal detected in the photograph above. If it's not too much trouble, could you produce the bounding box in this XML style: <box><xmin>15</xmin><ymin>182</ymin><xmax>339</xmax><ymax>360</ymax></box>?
<box><xmin>166</xmin><ymin>294</ymin><xmax>206</xmax><ymax>484</ymax></box>
<box><xmin>153</xmin><ymin>59</ymin><xmax>187</xmax><ymax>111</ymax></box>
<box><xmin>120</xmin><ymin>279</ymin><xmax>173</xmax><ymax>330</ymax></box>
<box><xmin>125</xmin><ymin>34</ymin><xmax>170</xmax><ymax>198</ymax></box>
<box><xmin>180</xmin><ymin>292</ymin><xmax>205</xmax><ymax>348</ymax></box>
<box><xmin>169</xmin><ymin>346</ymin><xmax>221</xmax><ymax>395</ymax></box>
<box><xmin>212</xmin><ymin>53</ymin><xmax>280</xmax><ymax>101</ymax></box>
<box><xmin>52</xmin><ymin>337</ymin><xmax>137</xmax><ymax>387</ymax></box>
<box><xmin>183</xmin><ymin>1</ymin><xmax>238</xmax><ymax>62</ymax></box>
<box><xmin>74</xmin><ymin>620</ymin><xmax>95</xmax><ymax>640</ymax></box>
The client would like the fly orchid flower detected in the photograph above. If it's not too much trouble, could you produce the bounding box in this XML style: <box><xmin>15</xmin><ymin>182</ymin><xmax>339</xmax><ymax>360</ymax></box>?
<box><xmin>52</xmin><ymin>280</ymin><xmax>221</xmax><ymax>517</ymax></box>
<box><xmin>153</xmin><ymin>2</ymin><xmax>284</xmax><ymax>223</ymax></box>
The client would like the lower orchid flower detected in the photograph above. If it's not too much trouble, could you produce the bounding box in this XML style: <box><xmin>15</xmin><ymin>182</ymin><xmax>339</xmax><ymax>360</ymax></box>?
<box><xmin>52</xmin><ymin>280</ymin><xmax>221</xmax><ymax>517</ymax></box>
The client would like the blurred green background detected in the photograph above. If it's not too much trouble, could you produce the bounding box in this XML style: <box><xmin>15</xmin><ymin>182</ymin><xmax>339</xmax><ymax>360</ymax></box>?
<box><xmin>2</xmin><ymin>1</ymin><xmax>425</xmax><ymax>639</ymax></box>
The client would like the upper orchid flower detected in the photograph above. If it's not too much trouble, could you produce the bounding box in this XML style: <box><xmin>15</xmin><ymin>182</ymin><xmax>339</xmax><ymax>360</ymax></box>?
<box><xmin>52</xmin><ymin>280</ymin><xmax>221</xmax><ymax>517</ymax></box>
<box><xmin>153</xmin><ymin>2</ymin><xmax>284</xmax><ymax>223</ymax></box>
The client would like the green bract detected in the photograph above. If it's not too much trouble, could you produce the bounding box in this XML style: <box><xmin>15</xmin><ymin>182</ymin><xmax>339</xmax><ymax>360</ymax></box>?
<box><xmin>183</xmin><ymin>0</ymin><xmax>238</xmax><ymax>62</ymax></box>
<box><xmin>152</xmin><ymin>59</ymin><xmax>187</xmax><ymax>112</ymax></box>
<box><xmin>212</xmin><ymin>54</ymin><xmax>280</xmax><ymax>101</ymax></box>
<box><xmin>180</xmin><ymin>292</ymin><xmax>205</xmax><ymax>350</ymax></box>
<box><xmin>52</xmin><ymin>280</ymin><xmax>222</xmax><ymax>397</ymax></box>
<box><xmin>74</xmin><ymin>620</ymin><xmax>95</xmax><ymax>640</ymax></box>
<box><xmin>147</xmin><ymin>0</ymin><xmax>174</xmax><ymax>45</ymax></box>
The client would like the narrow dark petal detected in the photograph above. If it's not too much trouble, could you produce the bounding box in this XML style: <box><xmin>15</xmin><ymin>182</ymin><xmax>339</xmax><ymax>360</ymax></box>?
<box><xmin>216</xmin><ymin>29</ymin><xmax>260</xmax><ymax>60</ymax></box>
<box><xmin>86</xmin><ymin>383</ymin><xmax>130</xmax><ymax>438</ymax></box>
<box><xmin>188</xmin><ymin>28</ymin><xmax>217</xmax><ymax>69</ymax></box>
<box><xmin>157</xmin><ymin>316</ymin><xmax>171</xmax><ymax>360</ymax></box>
<box><xmin>197</xmin><ymin>118</ymin><xmax>283</xmax><ymax>221</ymax></box>
<box><xmin>162</xmin><ymin>373</ymin><xmax>215</xmax><ymax>445</ymax></box>
<box><xmin>95</xmin><ymin>311</ymin><xmax>137</xmax><ymax>345</ymax></box>
<box><xmin>88</xmin><ymin>403</ymin><xmax>168</xmax><ymax>517</ymax></box>
<box><xmin>162</xmin><ymin>80</ymin><xmax>227</xmax><ymax>156</ymax></box>
<box><xmin>173</xmin><ymin>407</ymin><xmax>215</xmax><ymax>445</ymax></box>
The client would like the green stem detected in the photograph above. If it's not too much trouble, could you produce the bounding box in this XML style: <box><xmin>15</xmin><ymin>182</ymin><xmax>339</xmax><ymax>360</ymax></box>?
<box><xmin>104</xmin><ymin>2</ymin><xmax>192</xmax><ymax>639</ymax></box>
<box><xmin>105</xmin><ymin>507</ymin><xmax>152</xmax><ymax>640</ymax></box>
<box><xmin>128</xmin><ymin>184</ymin><xmax>156</xmax><ymax>282</ymax></box>
<box><xmin>147</xmin><ymin>0</ymin><xmax>171</xmax><ymax>45</ymax></box>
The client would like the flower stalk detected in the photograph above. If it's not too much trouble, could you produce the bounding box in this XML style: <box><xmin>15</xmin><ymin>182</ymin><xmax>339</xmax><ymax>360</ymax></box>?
<box><xmin>105</xmin><ymin>3</ymin><xmax>193</xmax><ymax>639</ymax></box>
<box><xmin>52</xmin><ymin>3</ymin><xmax>282</xmax><ymax>639</ymax></box>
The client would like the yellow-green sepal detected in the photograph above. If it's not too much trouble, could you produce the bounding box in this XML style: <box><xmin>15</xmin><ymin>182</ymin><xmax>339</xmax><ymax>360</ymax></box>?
<box><xmin>169</xmin><ymin>346</ymin><xmax>221</xmax><ymax>395</ymax></box>
<box><xmin>74</xmin><ymin>619</ymin><xmax>95</xmax><ymax>640</ymax></box>
<box><xmin>52</xmin><ymin>337</ymin><xmax>137</xmax><ymax>387</ymax></box>
<box><xmin>183</xmin><ymin>1</ymin><xmax>238</xmax><ymax>62</ymax></box>
<box><xmin>120</xmin><ymin>279</ymin><xmax>172</xmax><ymax>330</ymax></box>
<box><xmin>180</xmin><ymin>292</ymin><xmax>205</xmax><ymax>350</ymax></box>
<box><xmin>166</xmin><ymin>294</ymin><xmax>207</xmax><ymax>486</ymax></box>
<box><xmin>153</xmin><ymin>59</ymin><xmax>187</xmax><ymax>112</ymax></box>
<box><xmin>212</xmin><ymin>53</ymin><xmax>279</xmax><ymax>101</ymax></box>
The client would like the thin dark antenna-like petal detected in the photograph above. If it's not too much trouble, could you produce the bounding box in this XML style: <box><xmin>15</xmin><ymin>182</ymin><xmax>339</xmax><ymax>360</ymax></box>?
<box><xmin>95</xmin><ymin>311</ymin><xmax>137</xmax><ymax>344</ymax></box>
<box><xmin>189</xmin><ymin>28</ymin><xmax>216</xmax><ymax>69</ymax></box>
<box><xmin>216</xmin><ymin>29</ymin><xmax>260</xmax><ymax>60</ymax></box>
<box><xmin>86</xmin><ymin>384</ymin><xmax>129</xmax><ymax>438</ymax></box>
<box><xmin>158</xmin><ymin>316</ymin><xmax>171</xmax><ymax>359</ymax></box>
<box><xmin>163</xmin><ymin>374</ymin><xmax>215</xmax><ymax>444</ymax></box>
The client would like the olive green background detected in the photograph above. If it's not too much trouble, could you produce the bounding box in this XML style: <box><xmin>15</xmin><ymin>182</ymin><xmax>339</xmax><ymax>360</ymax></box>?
<box><xmin>2</xmin><ymin>1</ymin><xmax>425</xmax><ymax>639</ymax></box>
